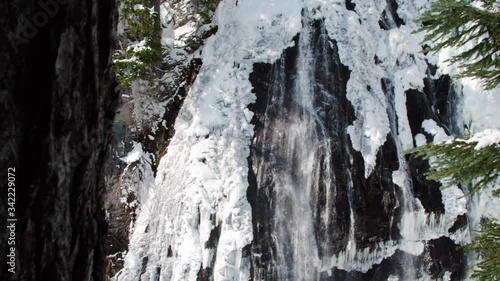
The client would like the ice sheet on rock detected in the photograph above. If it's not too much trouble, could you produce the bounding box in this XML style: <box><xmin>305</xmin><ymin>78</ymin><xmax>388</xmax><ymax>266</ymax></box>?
<box><xmin>310</xmin><ymin>1</ymin><xmax>389</xmax><ymax>178</ymax></box>
<box><xmin>129</xmin><ymin>80</ymin><xmax>168</xmax><ymax>133</ymax></box>
<box><xmin>309</xmin><ymin>0</ymin><xmax>429</xmax><ymax>177</ymax></box>
<box><xmin>462</xmin><ymin>80</ymin><xmax>500</xmax><ymax>132</ymax></box>
<box><xmin>115</xmin><ymin>0</ymin><xmax>302</xmax><ymax>280</ymax></box>
<box><xmin>313</xmin><ymin>1</ymin><xmax>482</xmax><ymax>276</ymax></box>
<box><xmin>115</xmin><ymin>141</ymin><xmax>156</xmax><ymax>242</ymax></box>
<box><xmin>160</xmin><ymin>2</ymin><xmax>175</xmax><ymax>48</ymax></box>
<box><xmin>426</xmin><ymin>20</ymin><xmax>500</xmax><ymax>133</ymax></box>
<box><xmin>382</xmin><ymin>26</ymin><xmax>428</xmax><ymax>151</ymax></box>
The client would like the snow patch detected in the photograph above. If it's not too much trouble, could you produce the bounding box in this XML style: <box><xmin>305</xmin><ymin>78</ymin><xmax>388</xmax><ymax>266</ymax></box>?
<box><xmin>120</xmin><ymin>142</ymin><xmax>143</xmax><ymax>164</ymax></box>
<box><xmin>422</xmin><ymin>119</ymin><xmax>451</xmax><ymax>143</ymax></box>
<box><xmin>414</xmin><ymin>133</ymin><xmax>426</xmax><ymax>147</ymax></box>
<box><xmin>467</xmin><ymin>129</ymin><xmax>500</xmax><ymax>149</ymax></box>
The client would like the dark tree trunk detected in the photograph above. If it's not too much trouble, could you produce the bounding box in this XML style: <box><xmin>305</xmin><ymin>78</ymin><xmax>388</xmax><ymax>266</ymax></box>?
<box><xmin>0</xmin><ymin>0</ymin><xmax>118</xmax><ymax>280</ymax></box>
<box><xmin>152</xmin><ymin>0</ymin><xmax>163</xmax><ymax>72</ymax></box>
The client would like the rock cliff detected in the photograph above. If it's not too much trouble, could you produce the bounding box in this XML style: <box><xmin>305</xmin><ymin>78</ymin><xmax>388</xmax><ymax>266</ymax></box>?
<box><xmin>0</xmin><ymin>0</ymin><xmax>118</xmax><ymax>280</ymax></box>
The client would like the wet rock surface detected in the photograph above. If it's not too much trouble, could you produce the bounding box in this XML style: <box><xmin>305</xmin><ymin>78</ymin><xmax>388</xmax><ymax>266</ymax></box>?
<box><xmin>0</xmin><ymin>0</ymin><xmax>118</xmax><ymax>280</ymax></box>
<box><xmin>428</xmin><ymin>236</ymin><xmax>465</xmax><ymax>280</ymax></box>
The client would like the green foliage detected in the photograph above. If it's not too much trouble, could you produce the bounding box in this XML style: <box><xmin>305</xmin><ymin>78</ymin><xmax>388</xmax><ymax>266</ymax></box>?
<box><xmin>196</xmin><ymin>0</ymin><xmax>220</xmax><ymax>22</ymax></box>
<box><xmin>464</xmin><ymin>219</ymin><xmax>500</xmax><ymax>281</ymax></box>
<box><xmin>406</xmin><ymin>136</ymin><xmax>500</xmax><ymax>196</ymax></box>
<box><xmin>114</xmin><ymin>41</ymin><xmax>159</xmax><ymax>87</ymax></box>
<box><xmin>413</xmin><ymin>2</ymin><xmax>500</xmax><ymax>280</ymax></box>
<box><xmin>415</xmin><ymin>0</ymin><xmax>500</xmax><ymax>89</ymax></box>
<box><xmin>407</xmin><ymin>136</ymin><xmax>500</xmax><ymax>280</ymax></box>
<box><xmin>114</xmin><ymin>0</ymin><xmax>163</xmax><ymax>87</ymax></box>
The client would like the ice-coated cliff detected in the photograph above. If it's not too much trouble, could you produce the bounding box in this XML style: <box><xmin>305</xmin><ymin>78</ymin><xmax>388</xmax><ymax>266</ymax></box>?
<box><xmin>113</xmin><ymin>1</ymin><xmax>500</xmax><ymax>280</ymax></box>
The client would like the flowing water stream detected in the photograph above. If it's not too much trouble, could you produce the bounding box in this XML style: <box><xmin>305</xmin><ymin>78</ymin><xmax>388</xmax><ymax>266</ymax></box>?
<box><xmin>252</xmin><ymin>15</ymin><xmax>353</xmax><ymax>280</ymax></box>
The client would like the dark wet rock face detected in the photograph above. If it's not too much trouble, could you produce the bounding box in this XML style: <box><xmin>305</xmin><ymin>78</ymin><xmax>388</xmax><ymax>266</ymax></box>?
<box><xmin>428</xmin><ymin>236</ymin><xmax>465</xmax><ymax>279</ymax></box>
<box><xmin>0</xmin><ymin>1</ymin><xmax>117</xmax><ymax>280</ymax></box>
<box><xmin>247</xmin><ymin>18</ymin><xmax>402</xmax><ymax>279</ymax></box>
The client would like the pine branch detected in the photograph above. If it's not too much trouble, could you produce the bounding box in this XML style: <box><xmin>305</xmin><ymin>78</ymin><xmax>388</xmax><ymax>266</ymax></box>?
<box><xmin>407</xmin><ymin>133</ymin><xmax>500</xmax><ymax>279</ymax></box>
<box><xmin>415</xmin><ymin>0</ymin><xmax>500</xmax><ymax>89</ymax></box>
<box><xmin>406</xmin><ymin>136</ymin><xmax>500</xmax><ymax>196</ymax></box>
<box><xmin>464</xmin><ymin>219</ymin><xmax>500</xmax><ymax>281</ymax></box>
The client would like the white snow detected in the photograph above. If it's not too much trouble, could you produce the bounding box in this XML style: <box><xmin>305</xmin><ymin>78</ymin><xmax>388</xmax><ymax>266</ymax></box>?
<box><xmin>310</xmin><ymin>0</ymin><xmax>430</xmax><ymax>177</ymax></box>
<box><xmin>120</xmin><ymin>142</ymin><xmax>143</xmax><ymax>164</ymax></box>
<box><xmin>387</xmin><ymin>275</ymin><xmax>400</xmax><ymax>281</ymax></box>
<box><xmin>422</xmin><ymin>119</ymin><xmax>452</xmax><ymax>143</ymax></box>
<box><xmin>133</xmin><ymin>4</ymin><xmax>146</xmax><ymax>11</ymax></box>
<box><xmin>467</xmin><ymin>129</ymin><xmax>500</xmax><ymax>149</ymax></box>
<box><xmin>441</xmin><ymin>185</ymin><xmax>468</xmax><ymax>229</ymax></box>
<box><xmin>311</xmin><ymin>0</ymin><xmax>390</xmax><ymax>177</ymax></box>
<box><xmin>174</xmin><ymin>21</ymin><xmax>197</xmax><ymax>47</ymax></box>
<box><xmin>414</xmin><ymin>133</ymin><xmax>427</xmax><ymax>147</ymax></box>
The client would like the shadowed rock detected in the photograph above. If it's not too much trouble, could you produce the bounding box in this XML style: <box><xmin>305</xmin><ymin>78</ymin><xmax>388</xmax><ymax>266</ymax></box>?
<box><xmin>0</xmin><ymin>1</ymin><xmax>118</xmax><ymax>280</ymax></box>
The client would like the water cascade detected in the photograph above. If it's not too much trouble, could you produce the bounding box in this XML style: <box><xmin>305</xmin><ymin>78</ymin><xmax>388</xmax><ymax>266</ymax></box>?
<box><xmin>249</xmin><ymin>15</ymin><xmax>354</xmax><ymax>280</ymax></box>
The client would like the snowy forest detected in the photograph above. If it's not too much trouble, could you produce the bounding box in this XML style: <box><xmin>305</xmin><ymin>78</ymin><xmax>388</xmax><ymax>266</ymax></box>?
<box><xmin>0</xmin><ymin>0</ymin><xmax>499</xmax><ymax>281</ymax></box>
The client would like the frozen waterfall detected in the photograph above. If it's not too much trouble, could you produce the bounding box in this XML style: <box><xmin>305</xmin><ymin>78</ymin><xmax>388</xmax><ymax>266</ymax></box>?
<box><xmin>114</xmin><ymin>1</ymin><xmax>500</xmax><ymax>280</ymax></box>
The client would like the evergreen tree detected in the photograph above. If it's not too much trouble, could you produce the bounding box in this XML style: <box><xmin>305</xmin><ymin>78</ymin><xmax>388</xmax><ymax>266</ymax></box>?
<box><xmin>407</xmin><ymin>134</ymin><xmax>500</xmax><ymax>196</ymax></box>
<box><xmin>414</xmin><ymin>1</ymin><xmax>500</xmax><ymax>278</ymax></box>
<box><xmin>195</xmin><ymin>0</ymin><xmax>221</xmax><ymax>22</ymax></box>
<box><xmin>416</xmin><ymin>0</ymin><xmax>500</xmax><ymax>89</ymax></box>
<box><xmin>114</xmin><ymin>0</ymin><xmax>164</xmax><ymax>87</ymax></box>
<box><xmin>407</xmin><ymin>134</ymin><xmax>500</xmax><ymax>280</ymax></box>
<box><xmin>113</xmin><ymin>0</ymin><xmax>219</xmax><ymax>88</ymax></box>
<box><xmin>464</xmin><ymin>219</ymin><xmax>500</xmax><ymax>281</ymax></box>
